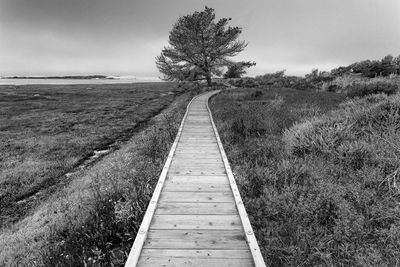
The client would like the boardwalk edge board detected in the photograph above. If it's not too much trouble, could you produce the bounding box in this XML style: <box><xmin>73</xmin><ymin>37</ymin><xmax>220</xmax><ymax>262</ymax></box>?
<box><xmin>206</xmin><ymin>91</ymin><xmax>267</xmax><ymax>267</ymax></box>
<box><xmin>124</xmin><ymin>92</ymin><xmax>205</xmax><ymax>267</ymax></box>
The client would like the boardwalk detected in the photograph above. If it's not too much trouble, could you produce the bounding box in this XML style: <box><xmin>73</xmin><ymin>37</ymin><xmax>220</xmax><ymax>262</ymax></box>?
<box><xmin>125</xmin><ymin>91</ymin><xmax>265</xmax><ymax>267</ymax></box>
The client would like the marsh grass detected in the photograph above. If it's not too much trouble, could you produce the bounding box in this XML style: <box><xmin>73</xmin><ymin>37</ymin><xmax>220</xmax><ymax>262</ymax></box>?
<box><xmin>210</xmin><ymin>87</ymin><xmax>400</xmax><ymax>266</ymax></box>
<box><xmin>43</xmin><ymin>94</ymin><xmax>192</xmax><ymax>266</ymax></box>
<box><xmin>0</xmin><ymin>87</ymin><xmax>206</xmax><ymax>266</ymax></box>
<box><xmin>0</xmin><ymin>83</ymin><xmax>184</xmax><ymax>226</ymax></box>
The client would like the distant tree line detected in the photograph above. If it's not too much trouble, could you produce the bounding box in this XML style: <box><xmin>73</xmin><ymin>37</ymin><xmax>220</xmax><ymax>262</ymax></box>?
<box><xmin>331</xmin><ymin>54</ymin><xmax>400</xmax><ymax>77</ymax></box>
<box><xmin>4</xmin><ymin>75</ymin><xmax>111</xmax><ymax>79</ymax></box>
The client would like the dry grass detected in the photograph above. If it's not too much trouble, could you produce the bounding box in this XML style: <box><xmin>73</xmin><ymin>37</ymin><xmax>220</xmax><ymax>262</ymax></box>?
<box><xmin>0</xmin><ymin>83</ymin><xmax>184</xmax><ymax>226</ymax></box>
<box><xmin>0</xmin><ymin>87</ymin><xmax>201</xmax><ymax>266</ymax></box>
<box><xmin>210</xmin><ymin>87</ymin><xmax>400</xmax><ymax>266</ymax></box>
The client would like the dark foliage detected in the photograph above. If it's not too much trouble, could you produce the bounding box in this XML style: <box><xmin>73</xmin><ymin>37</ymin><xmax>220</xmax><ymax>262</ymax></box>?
<box><xmin>346</xmin><ymin>81</ymin><xmax>398</xmax><ymax>98</ymax></box>
<box><xmin>223</xmin><ymin>61</ymin><xmax>256</xmax><ymax>78</ymax></box>
<box><xmin>331</xmin><ymin>54</ymin><xmax>400</xmax><ymax>78</ymax></box>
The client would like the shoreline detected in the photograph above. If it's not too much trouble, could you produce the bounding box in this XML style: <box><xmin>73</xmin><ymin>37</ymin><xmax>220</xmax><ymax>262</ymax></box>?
<box><xmin>0</xmin><ymin>78</ymin><xmax>162</xmax><ymax>86</ymax></box>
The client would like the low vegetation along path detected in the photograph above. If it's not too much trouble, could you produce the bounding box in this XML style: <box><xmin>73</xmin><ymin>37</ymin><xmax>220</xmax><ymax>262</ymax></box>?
<box><xmin>125</xmin><ymin>91</ymin><xmax>266</xmax><ymax>266</ymax></box>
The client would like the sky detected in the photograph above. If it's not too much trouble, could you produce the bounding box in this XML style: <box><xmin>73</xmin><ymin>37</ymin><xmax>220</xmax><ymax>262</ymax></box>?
<box><xmin>0</xmin><ymin>0</ymin><xmax>399</xmax><ymax>77</ymax></box>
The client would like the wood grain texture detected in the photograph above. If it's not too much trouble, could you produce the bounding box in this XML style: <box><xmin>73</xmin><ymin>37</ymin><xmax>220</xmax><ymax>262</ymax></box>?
<box><xmin>138</xmin><ymin>249</ymin><xmax>253</xmax><ymax>267</ymax></box>
<box><xmin>155</xmin><ymin>202</ymin><xmax>237</xmax><ymax>215</ymax></box>
<box><xmin>143</xmin><ymin>230</ymin><xmax>248</xmax><ymax>249</ymax></box>
<box><xmin>159</xmin><ymin>191</ymin><xmax>234</xmax><ymax>203</ymax></box>
<box><xmin>150</xmin><ymin>215</ymin><xmax>242</xmax><ymax>230</ymax></box>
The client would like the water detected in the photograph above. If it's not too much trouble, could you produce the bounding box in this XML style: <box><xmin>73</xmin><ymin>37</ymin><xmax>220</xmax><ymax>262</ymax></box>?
<box><xmin>0</xmin><ymin>77</ymin><xmax>161</xmax><ymax>85</ymax></box>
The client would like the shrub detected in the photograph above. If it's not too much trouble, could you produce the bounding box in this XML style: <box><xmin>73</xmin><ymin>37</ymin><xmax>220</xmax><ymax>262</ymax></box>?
<box><xmin>346</xmin><ymin>81</ymin><xmax>398</xmax><ymax>97</ymax></box>
<box><xmin>321</xmin><ymin>75</ymin><xmax>400</xmax><ymax>96</ymax></box>
<box><xmin>227</xmin><ymin>78</ymin><xmax>259</xmax><ymax>88</ymax></box>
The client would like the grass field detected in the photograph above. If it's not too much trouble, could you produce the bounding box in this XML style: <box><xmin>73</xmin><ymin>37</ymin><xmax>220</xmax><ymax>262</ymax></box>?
<box><xmin>0</xmin><ymin>83</ymin><xmax>202</xmax><ymax>266</ymax></box>
<box><xmin>0</xmin><ymin>83</ymin><xmax>185</xmax><ymax>227</ymax></box>
<box><xmin>210</xmin><ymin>87</ymin><xmax>400</xmax><ymax>266</ymax></box>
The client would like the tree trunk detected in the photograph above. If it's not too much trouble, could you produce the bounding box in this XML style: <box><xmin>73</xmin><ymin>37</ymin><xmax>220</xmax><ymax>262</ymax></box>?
<box><xmin>206</xmin><ymin>73</ymin><xmax>212</xmax><ymax>86</ymax></box>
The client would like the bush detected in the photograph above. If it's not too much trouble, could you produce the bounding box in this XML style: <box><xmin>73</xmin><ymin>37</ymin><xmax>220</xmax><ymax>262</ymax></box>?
<box><xmin>346</xmin><ymin>81</ymin><xmax>398</xmax><ymax>97</ymax></box>
<box><xmin>321</xmin><ymin>75</ymin><xmax>400</xmax><ymax>96</ymax></box>
<box><xmin>228</xmin><ymin>78</ymin><xmax>259</xmax><ymax>88</ymax></box>
<box><xmin>255</xmin><ymin>70</ymin><xmax>329</xmax><ymax>90</ymax></box>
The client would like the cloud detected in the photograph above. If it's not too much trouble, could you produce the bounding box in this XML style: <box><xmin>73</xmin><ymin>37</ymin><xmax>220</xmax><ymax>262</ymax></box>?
<box><xmin>1</xmin><ymin>0</ymin><xmax>399</xmax><ymax>76</ymax></box>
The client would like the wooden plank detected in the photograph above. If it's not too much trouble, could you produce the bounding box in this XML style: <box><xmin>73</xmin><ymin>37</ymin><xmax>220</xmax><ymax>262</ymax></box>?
<box><xmin>178</xmin><ymin>147</ymin><xmax>218</xmax><ymax>149</ymax></box>
<box><xmin>170</xmin><ymin>160</ymin><xmax>223</xmax><ymax>165</ymax></box>
<box><xmin>173</xmin><ymin>153</ymin><xmax>222</xmax><ymax>156</ymax></box>
<box><xmin>179</xmin><ymin>135</ymin><xmax>216</xmax><ymax>138</ymax></box>
<box><xmin>178</xmin><ymin>140</ymin><xmax>217</xmax><ymax>142</ymax></box>
<box><xmin>170</xmin><ymin>164</ymin><xmax>225</xmax><ymax>168</ymax></box>
<box><xmin>177</xmin><ymin>142</ymin><xmax>217</xmax><ymax>144</ymax></box>
<box><xmin>179</xmin><ymin>137</ymin><xmax>216</xmax><ymax>139</ymax></box>
<box><xmin>155</xmin><ymin>202</ymin><xmax>237</xmax><ymax>215</ymax></box>
<box><xmin>173</xmin><ymin>153</ymin><xmax>221</xmax><ymax>156</ymax></box>
<box><xmin>138</xmin><ymin>249</ymin><xmax>253</xmax><ymax>266</ymax></box>
<box><xmin>143</xmin><ymin>230</ymin><xmax>249</xmax><ymax>250</ymax></box>
<box><xmin>164</xmin><ymin>182</ymin><xmax>231</xmax><ymax>192</ymax></box>
<box><xmin>174</xmin><ymin>150</ymin><xmax>220</xmax><ymax>153</ymax></box>
<box><xmin>177</xmin><ymin>143</ymin><xmax>218</xmax><ymax>145</ymax></box>
<box><xmin>171</xmin><ymin>159</ymin><xmax>222</xmax><ymax>162</ymax></box>
<box><xmin>138</xmin><ymin>257</ymin><xmax>253</xmax><ymax>267</ymax></box>
<box><xmin>168</xmin><ymin>170</ymin><xmax>227</xmax><ymax>175</ymax></box>
<box><xmin>159</xmin><ymin>191</ymin><xmax>234</xmax><ymax>203</ymax></box>
<box><xmin>177</xmin><ymin>145</ymin><xmax>218</xmax><ymax>148</ymax></box>
<box><xmin>171</xmin><ymin>162</ymin><xmax>223</xmax><ymax>166</ymax></box>
<box><xmin>140</xmin><ymin>249</ymin><xmax>252</xmax><ymax>259</ymax></box>
<box><xmin>172</xmin><ymin>159</ymin><xmax>223</xmax><ymax>163</ymax></box>
<box><xmin>150</xmin><ymin>215</ymin><xmax>242</xmax><ymax>230</ymax></box>
<box><xmin>167</xmin><ymin>175</ymin><xmax>229</xmax><ymax>184</ymax></box>
<box><xmin>168</xmin><ymin>170</ymin><xmax>226</xmax><ymax>176</ymax></box>
<box><xmin>181</xmin><ymin>130</ymin><xmax>214</xmax><ymax>132</ymax></box>
<box><xmin>169</xmin><ymin>166</ymin><xmax>226</xmax><ymax>170</ymax></box>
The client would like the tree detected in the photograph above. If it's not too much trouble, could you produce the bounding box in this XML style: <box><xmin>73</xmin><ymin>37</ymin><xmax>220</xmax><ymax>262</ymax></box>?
<box><xmin>223</xmin><ymin>61</ymin><xmax>256</xmax><ymax>79</ymax></box>
<box><xmin>305</xmin><ymin>68</ymin><xmax>319</xmax><ymax>80</ymax></box>
<box><xmin>156</xmin><ymin>6</ymin><xmax>249</xmax><ymax>86</ymax></box>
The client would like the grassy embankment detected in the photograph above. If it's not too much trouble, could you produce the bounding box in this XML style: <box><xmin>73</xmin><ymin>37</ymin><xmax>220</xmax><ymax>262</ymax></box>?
<box><xmin>210</xmin><ymin>86</ymin><xmax>400</xmax><ymax>266</ymax></box>
<box><xmin>0</xmin><ymin>82</ymin><xmax>205</xmax><ymax>266</ymax></box>
<box><xmin>0</xmin><ymin>83</ymin><xmax>184</xmax><ymax>226</ymax></box>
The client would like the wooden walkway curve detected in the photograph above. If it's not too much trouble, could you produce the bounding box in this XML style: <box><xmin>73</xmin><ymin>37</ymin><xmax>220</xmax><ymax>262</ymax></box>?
<box><xmin>125</xmin><ymin>91</ymin><xmax>266</xmax><ymax>267</ymax></box>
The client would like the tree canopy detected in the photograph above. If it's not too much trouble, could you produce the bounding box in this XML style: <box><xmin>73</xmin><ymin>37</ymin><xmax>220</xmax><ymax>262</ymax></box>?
<box><xmin>156</xmin><ymin>6</ymin><xmax>250</xmax><ymax>85</ymax></box>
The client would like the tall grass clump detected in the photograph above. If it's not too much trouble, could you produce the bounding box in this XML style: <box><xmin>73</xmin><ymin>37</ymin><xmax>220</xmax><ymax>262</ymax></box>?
<box><xmin>210</xmin><ymin>87</ymin><xmax>400</xmax><ymax>266</ymax></box>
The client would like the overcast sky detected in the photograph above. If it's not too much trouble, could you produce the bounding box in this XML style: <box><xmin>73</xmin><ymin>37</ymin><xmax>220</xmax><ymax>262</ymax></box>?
<box><xmin>1</xmin><ymin>0</ymin><xmax>399</xmax><ymax>77</ymax></box>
